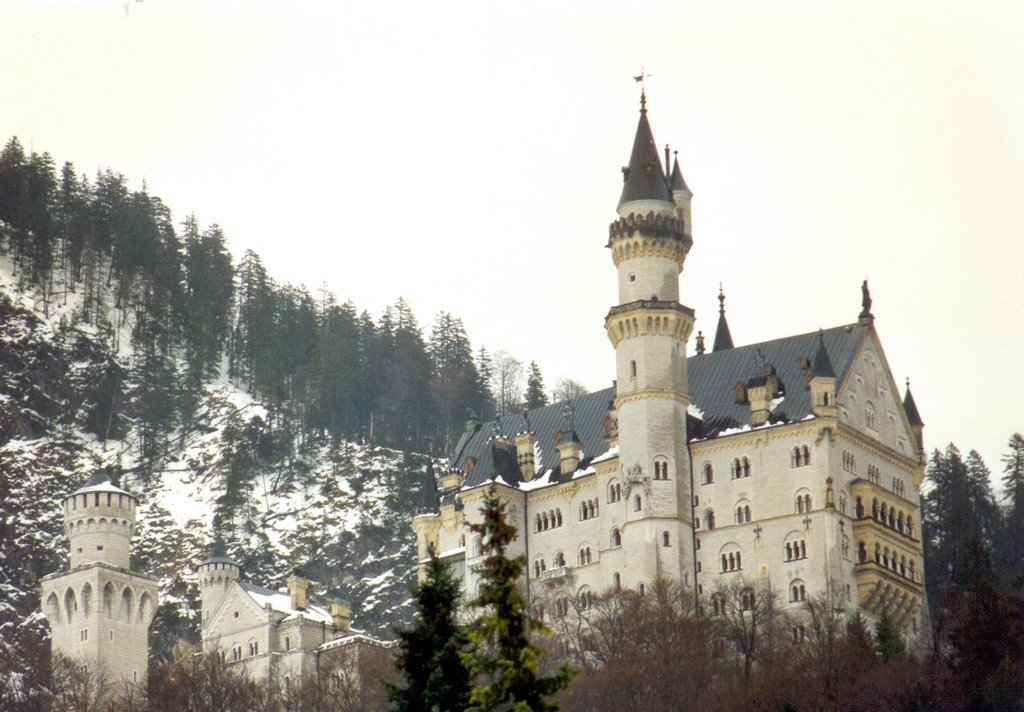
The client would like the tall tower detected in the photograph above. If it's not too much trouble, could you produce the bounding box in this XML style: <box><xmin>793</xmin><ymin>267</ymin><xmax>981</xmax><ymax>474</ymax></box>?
<box><xmin>197</xmin><ymin>541</ymin><xmax>241</xmax><ymax>627</ymax></box>
<box><xmin>40</xmin><ymin>469</ymin><xmax>159</xmax><ymax>687</ymax></box>
<box><xmin>605</xmin><ymin>92</ymin><xmax>695</xmax><ymax>583</ymax></box>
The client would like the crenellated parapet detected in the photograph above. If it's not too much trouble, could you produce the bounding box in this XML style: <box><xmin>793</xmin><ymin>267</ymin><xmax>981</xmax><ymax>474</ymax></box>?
<box><xmin>608</xmin><ymin>212</ymin><xmax>691</xmax><ymax>268</ymax></box>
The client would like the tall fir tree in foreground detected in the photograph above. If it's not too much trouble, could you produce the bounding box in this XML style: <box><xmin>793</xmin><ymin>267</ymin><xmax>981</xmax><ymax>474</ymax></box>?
<box><xmin>389</xmin><ymin>551</ymin><xmax>471</xmax><ymax>712</ymax></box>
<box><xmin>465</xmin><ymin>488</ymin><xmax>574</xmax><ymax>711</ymax></box>
<box><xmin>999</xmin><ymin>433</ymin><xmax>1024</xmax><ymax>586</ymax></box>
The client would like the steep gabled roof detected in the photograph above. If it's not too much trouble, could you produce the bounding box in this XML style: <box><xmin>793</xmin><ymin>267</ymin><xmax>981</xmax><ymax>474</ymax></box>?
<box><xmin>449</xmin><ymin>322</ymin><xmax>869</xmax><ymax>490</ymax></box>
<box><xmin>238</xmin><ymin>581</ymin><xmax>333</xmax><ymax>625</ymax></box>
<box><xmin>713</xmin><ymin>288</ymin><xmax>734</xmax><ymax>352</ymax></box>
<box><xmin>670</xmin><ymin>155</ymin><xmax>690</xmax><ymax>194</ymax></box>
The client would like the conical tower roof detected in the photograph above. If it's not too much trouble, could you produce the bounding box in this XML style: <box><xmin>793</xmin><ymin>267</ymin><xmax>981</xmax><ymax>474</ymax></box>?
<box><xmin>713</xmin><ymin>286</ymin><xmax>734</xmax><ymax>352</ymax></box>
<box><xmin>618</xmin><ymin>93</ymin><xmax>672</xmax><ymax>208</ymax></box>
<box><xmin>670</xmin><ymin>154</ymin><xmax>691</xmax><ymax>194</ymax></box>
<box><xmin>71</xmin><ymin>468</ymin><xmax>133</xmax><ymax>498</ymax></box>
<box><xmin>812</xmin><ymin>332</ymin><xmax>836</xmax><ymax>378</ymax></box>
<box><xmin>201</xmin><ymin>540</ymin><xmax>239</xmax><ymax>567</ymax></box>
<box><xmin>903</xmin><ymin>380</ymin><xmax>924</xmax><ymax>427</ymax></box>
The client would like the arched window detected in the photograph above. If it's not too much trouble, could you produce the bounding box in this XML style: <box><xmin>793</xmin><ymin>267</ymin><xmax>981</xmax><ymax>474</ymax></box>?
<box><xmin>556</xmin><ymin>509</ymin><xmax>563</xmax><ymax>527</ymax></box>
<box><xmin>784</xmin><ymin>533</ymin><xmax>807</xmax><ymax>561</ymax></box>
<box><xmin>908</xmin><ymin>559</ymin><xmax>916</xmax><ymax>581</ymax></box>
<box><xmin>662</xmin><ymin>531</ymin><xmax>671</xmax><ymax>547</ymax></box>
<box><xmin>711</xmin><ymin>593</ymin><xmax>725</xmax><ymax>616</ymax></box>
<box><xmin>906</xmin><ymin>515</ymin><xmax>914</xmax><ymax>538</ymax></box>
<box><xmin>740</xmin><ymin>587</ymin><xmax>755</xmax><ymax>611</ymax></box>
<box><xmin>742</xmin><ymin>457</ymin><xmax>751</xmax><ymax>477</ymax></box>
<box><xmin>705</xmin><ymin>510</ymin><xmax>715</xmax><ymax>530</ymax></box>
<box><xmin>611</xmin><ymin>528</ymin><xmax>622</xmax><ymax>547</ymax></box>
<box><xmin>795</xmin><ymin>489</ymin><xmax>812</xmax><ymax>514</ymax></box>
<box><xmin>789</xmin><ymin>580</ymin><xmax>806</xmax><ymax>603</ymax></box>
<box><xmin>857</xmin><ymin>541</ymin><xmax>867</xmax><ymax>562</ymax></box>
<box><xmin>608</xmin><ymin>480</ymin><xmax>622</xmax><ymax>503</ymax></box>
<box><xmin>865</xmin><ymin>402</ymin><xmax>877</xmax><ymax>430</ymax></box>
<box><xmin>791</xmin><ymin>447</ymin><xmax>802</xmax><ymax>468</ymax></box>
<box><xmin>231</xmin><ymin>644</ymin><xmax>242</xmax><ymax>661</ymax></box>
<box><xmin>630</xmin><ymin>360</ymin><xmax>637</xmax><ymax>378</ymax></box>
<box><xmin>473</xmin><ymin>536</ymin><xmax>483</xmax><ymax>557</ymax></box>
<box><xmin>634</xmin><ymin>495</ymin><xmax>643</xmax><ymax>512</ymax></box>
<box><xmin>802</xmin><ymin>445</ymin><xmax>811</xmax><ymax>465</ymax></box>
<box><xmin>655</xmin><ymin>458</ymin><xmax>671</xmax><ymax>481</ymax></box>
<box><xmin>613</xmin><ymin>572</ymin><xmax>621</xmax><ymax>591</ymax></box>
<box><xmin>702</xmin><ymin>462</ymin><xmax>714</xmax><ymax>484</ymax></box>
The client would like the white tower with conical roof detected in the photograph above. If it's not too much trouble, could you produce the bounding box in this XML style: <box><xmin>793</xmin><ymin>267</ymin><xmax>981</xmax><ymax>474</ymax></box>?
<box><xmin>40</xmin><ymin>470</ymin><xmax>159</xmax><ymax>687</ymax></box>
<box><xmin>604</xmin><ymin>92</ymin><xmax>696</xmax><ymax>585</ymax></box>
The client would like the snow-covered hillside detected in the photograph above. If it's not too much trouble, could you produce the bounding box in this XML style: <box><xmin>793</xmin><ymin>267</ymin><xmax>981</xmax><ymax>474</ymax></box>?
<box><xmin>0</xmin><ymin>253</ymin><xmax>425</xmax><ymax>662</ymax></box>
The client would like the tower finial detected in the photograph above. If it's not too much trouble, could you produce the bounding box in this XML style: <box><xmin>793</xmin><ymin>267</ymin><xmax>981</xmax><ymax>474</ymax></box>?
<box><xmin>713</xmin><ymin>283</ymin><xmax>734</xmax><ymax>351</ymax></box>
<box><xmin>633</xmin><ymin>67</ymin><xmax>652</xmax><ymax>112</ymax></box>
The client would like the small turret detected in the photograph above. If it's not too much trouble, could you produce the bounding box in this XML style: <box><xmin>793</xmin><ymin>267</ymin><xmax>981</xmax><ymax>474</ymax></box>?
<box><xmin>198</xmin><ymin>541</ymin><xmax>240</xmax><ymax>625</ymax></box>
<box><xmin>618</xmin><ymin>91</ymin><xmax>675</xmax><ymax>219</ymax></box>
<box><xmin>64</xmin><ymin>469</ymin><xmax>137</xmax><ymax>570</ymax></box>
<box><xmin>809</xmin><ymin>331</ymin><xmax>838</xmax><ymax>418</ymax></box>
<box><xmin>286</xmin><ymin>572</ymin><xmax>309</xmax><ymax>610</ymax></box>
<box><xmin>669</xmin><ymin>150</ymin><xmax>693</xmax><ymax>237</ymax></box>
<box><xmin>903</xmin><ymin>378</ymin><xmax>925</xmax><ymax>461</ymax></box>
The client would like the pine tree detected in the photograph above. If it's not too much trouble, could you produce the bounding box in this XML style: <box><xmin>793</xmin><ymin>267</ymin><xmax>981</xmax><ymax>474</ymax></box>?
<box><xmin>465</xmin><ymin>488</ymin><xmax>574</xmax><ymax>711</ymax></box>
<box><xmin>389</xmin><ymin>551</ymin><xmax>471</xmax><ymax>712</ymax></box>
<box><xmin>524</xmin><ymin>361</ymin><xmax>548</xmax><ymax>410</ymax></box>
<box><xmin>873</xmin><ymin>609</ymin><xmax>904</xmax><ymax>662</ymax></box>
<box><xmin>999</xmin><ymin>433</ymin><xmax>1024</xmax><ymax>586</ymax></box>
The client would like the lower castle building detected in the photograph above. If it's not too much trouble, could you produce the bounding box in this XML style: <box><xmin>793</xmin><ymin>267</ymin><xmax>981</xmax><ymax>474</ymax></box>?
<box><xmin>413</xmin><ymin>92</ymin><xmax>930</xmax><ymax>648</ymax></box>
<box><xmin>198</xmin><ymin>544</ymin><xmax>391</xmax><ymax>692</ymax></box>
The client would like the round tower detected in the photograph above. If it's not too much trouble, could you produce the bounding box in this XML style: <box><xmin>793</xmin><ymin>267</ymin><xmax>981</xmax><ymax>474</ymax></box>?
<box><xmin>605</xmin><ymin>92</ymin><xmax>695</xmax><ymax>583</ymax></box>
<box><xmin>198</xmin><ymin>542</ymin><xmax>240</xmax><ymax>626</ymax></box>
<box><xmin>63</xmin><ymin>469</ymin><xmax>137</xmax><ymax>570</ymax></box>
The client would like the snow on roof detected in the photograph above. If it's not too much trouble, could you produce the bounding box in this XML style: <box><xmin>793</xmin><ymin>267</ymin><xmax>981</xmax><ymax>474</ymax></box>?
<box><xmin>238</xmin><ymin>582</ymin><xmax>333</xmax><ymax>625</ymax></box>
<box><xmin>589</xmin><ymin>444</ymin><xmax>619</xmax><ymax>465</ymax></box>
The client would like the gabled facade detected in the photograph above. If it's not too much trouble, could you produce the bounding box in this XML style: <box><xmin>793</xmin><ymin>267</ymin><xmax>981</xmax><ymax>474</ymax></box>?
<box><xmin>413</xmin><ymin>93</ymin><xmax>930</xmax><ymax>649</ymax></box>
<box><xmin>198</xmin><ymin>546</ymin><xmax>390</xmax><ymax>691</ymax></box>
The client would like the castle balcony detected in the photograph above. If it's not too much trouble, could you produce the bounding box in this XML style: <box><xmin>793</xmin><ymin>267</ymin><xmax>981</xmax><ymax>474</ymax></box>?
<box><xmin>850</xmin><ymin>479</ymin><xmax>918</xmax><ymax>543</ymax></box>
<box><xmin>854</xmin><ymin>560</ymin><xmax>923</xmax><ymax>631</ymax></box>
<box><xmin>537</xmin><ymin>566</ymin><xmax>572</xmax><ymax>584</ymax></box>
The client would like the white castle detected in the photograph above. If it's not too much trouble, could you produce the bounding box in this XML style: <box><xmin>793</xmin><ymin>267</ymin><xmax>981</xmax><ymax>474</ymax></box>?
<box><xmin>413</xmin><ymin>92</ymin><xmax>930</xmax><ymax>646</ymax></box>
<box><xmin>40</xmin><ymin>470</ymin><xmax>159</xmax><ymax>686</ymax></box>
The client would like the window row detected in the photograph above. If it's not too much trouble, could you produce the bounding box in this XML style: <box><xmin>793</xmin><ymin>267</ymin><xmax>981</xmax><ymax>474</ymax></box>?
<box><xmin>791</xmin><ymin>445</ymin><xmax>812</xmax><ymax>468</ymax></box>
<box><xmin>534</xmin><ymin>509</ymin><xmax>563</xmax><ymax>532</ymax></box>
<box><xmin>855</xmin><ymin>497</ymin><xmax>914</xmax><ymax>538</ymax></box>
<box><xmin>858</xmin><ymin>542</ymin><xmax>917</xmax><ymax>581</ymax></box>
<box><xmin>653</xmin><ymin>460</ymin><xmax>670</xmax><ymax>480</ymax></box>
<box><xmin>843</xmin><ymin>451</ymin><xmax>857</xmax><ymax>473</ymax></box>
<box><xmin>731</xmin><ymin>457</ymin><xmax>751</xmax><ymax>478</ymax></box>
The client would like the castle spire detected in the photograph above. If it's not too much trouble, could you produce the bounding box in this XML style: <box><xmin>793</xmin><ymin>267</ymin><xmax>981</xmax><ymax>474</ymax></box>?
<box><xmin>618</xmin><ymin>91</ymin><xmax>672</xmax><ymax>209</ymax></box>
<box><xmin>903</xmin><ymin>378</ymin><xmax>924</xmax><ymax>427</ymax></box>
<box><xmin>713</xmin><ymin>284</ymin><xmax>734</xmax><ymax>352</ymax></box>
<box><xmin>812</xmin><ymin>330</ymin><xmax>836</xmax><ymax>378</ymax></box>
<box><xmin>670</xmin><ymin>151</ymin><xmax>690</xmax><ymax>194</ymax></box>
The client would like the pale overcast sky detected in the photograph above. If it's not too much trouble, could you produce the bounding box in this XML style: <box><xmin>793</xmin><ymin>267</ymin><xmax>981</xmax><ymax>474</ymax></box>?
<box><xmin>2</xmin><ymin>1</ymin><xmax>1021</xmax><ymax>479</ymax></box>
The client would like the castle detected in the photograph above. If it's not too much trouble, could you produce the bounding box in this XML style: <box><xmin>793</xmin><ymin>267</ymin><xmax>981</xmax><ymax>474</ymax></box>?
<box><xmin>41</xmin><ymin>471</ymin><xmax>388</xmax><ymax>693</ymax></box>
<box><xmin>40</xmin><ymin>470</ymin><xmax>159</xmax><ymax>687</ymax></box>
<box><xmin>413</xmin><ymin>93</ymin><xmax>930</xmax><ymax>646</ymax></box>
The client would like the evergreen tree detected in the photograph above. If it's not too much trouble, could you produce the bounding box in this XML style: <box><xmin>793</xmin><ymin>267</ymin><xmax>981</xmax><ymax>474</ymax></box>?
<box><xmin>873</xmin><ymin>609</ymin><xmax>904</xmax><ymax>662</ymax></box>
<box><xmin>389</xmin><ymin>551</ymin><xmax>471</xmax><ymax>712</ymax></box>
<box><xmin>465</xmin><ymin>488</ymin><xmax>574</xmax><ymax>711</ymax></box>
<box><xmin>999</xmin><ymin>433</ymin><xmax>1024</xmax><ymax>586</ymax></box>
<box><xmin>524</xmin><ymin>361</ymin><xmax>548</xmax><ymax>410</ymax></box>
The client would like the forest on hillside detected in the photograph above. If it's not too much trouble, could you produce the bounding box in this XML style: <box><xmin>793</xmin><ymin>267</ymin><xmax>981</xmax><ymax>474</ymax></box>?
<box><xmin>0</xmin><ymin>136</ymin><xmax>575</xmax><ymax>475</ymax></box>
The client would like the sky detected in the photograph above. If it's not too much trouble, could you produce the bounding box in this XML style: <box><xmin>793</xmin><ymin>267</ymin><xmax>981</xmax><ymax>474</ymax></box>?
<box><xmin>2</xmin><ymin>1</ymin><xmax>1021</xmax><ymax>482</ymax></box>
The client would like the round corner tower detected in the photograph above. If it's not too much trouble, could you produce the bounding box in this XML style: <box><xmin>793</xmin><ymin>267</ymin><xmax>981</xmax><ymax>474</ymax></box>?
<box><xmin>40</xmin><ymin>469</ymin><xmax>159</xmax><ymax>688</ymax></box>
<box><xmin>605</xmin><ymin>92</ymin><xmax>695</xmax><ymax>584</ymax></box>
<box><xmin>198</xmin><ymin>542</ymin><xmax>240</xmax><ymax>627</ymax></box>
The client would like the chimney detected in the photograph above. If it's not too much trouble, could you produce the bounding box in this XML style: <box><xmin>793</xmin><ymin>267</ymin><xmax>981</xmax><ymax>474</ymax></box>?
<box><xmin>286</xmin><ymin>572</ymin><xmax>309</xmax><ymax>611</ymax></box>
<box><xmin>514</xmin><ymin>431</ymin><xmax>538</xmax><ymax>481</ymax></box>
<box><xmin>746</xmin><ymin>364</ymin><xmax>780</xmax><ymax>426</ymax></box>
<box><xmin>555</xmin><ymin>430</ymin><xmax>581</xmax><ymax>474</ymax></box>
<box><xmin>330</xmin><ymin>601</ymin><xmax>351</xmax><ymax>633</ymax></box>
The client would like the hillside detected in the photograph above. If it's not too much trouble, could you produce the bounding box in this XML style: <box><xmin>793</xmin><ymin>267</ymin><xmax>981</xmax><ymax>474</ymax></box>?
<box><xmin>0</xmin><ymin>250</ymin><xmax>430</xmax><ymax>669</ymax></box>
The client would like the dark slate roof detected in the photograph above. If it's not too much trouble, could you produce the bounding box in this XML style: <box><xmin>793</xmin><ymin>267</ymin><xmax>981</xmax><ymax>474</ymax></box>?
<box><xmin>450</xmin><ymin>322</ymin><xmax>869</xmax><ymax>490</ymax></box>
<box><xmin>201</xmin><ymin>541</ymin><xmax>239</xmax><ymax>567</ymax></box>
<box><xmin>670</xmin><ymin>155</ymin><xmax>690</xmax><ymax>194</ymax></box>
<box><xmin>903</xmin><ymin>385</ymin><xmax>924</xmax><ymax>427</ymax></box>
<box><xmin>812</xmin><ymin>332</ymin><xmax>837</xmax><ymax>378</ymax></box>
<box><xmin>83</xmin><ymin>470</ymin><xmax>114</xmax><ymax>488</ymax></box>
<box><xmin>618</xmin><ymin>104</ymin><xmax>673</xmax><ymax>207</ymax></box>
